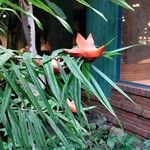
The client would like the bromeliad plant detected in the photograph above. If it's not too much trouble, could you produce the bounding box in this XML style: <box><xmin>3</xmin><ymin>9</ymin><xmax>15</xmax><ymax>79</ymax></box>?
<box><xmin>0</xmin><ymin>33</ymin><xmax>138</xmax><ymax>149</ymax></box>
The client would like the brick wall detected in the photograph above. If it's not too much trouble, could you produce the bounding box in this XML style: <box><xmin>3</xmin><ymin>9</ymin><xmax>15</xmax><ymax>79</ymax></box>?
<box><xmin>83</xmin><ymin>83</ymin><xmax>150</xmax><ymax>139</ymax></box>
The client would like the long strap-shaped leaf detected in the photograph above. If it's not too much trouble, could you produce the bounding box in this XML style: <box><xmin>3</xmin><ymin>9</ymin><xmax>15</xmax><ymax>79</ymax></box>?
<box><xmin>2</xmin><ymin>113</ymin><xmax>16</xmax><ymax>147</ymax></box>
<box><xmin>91</xmin><ymin>65</ymin><xmax>140</xmax><ymax>108</ymax></box>
<box><xmin>2</xmin><ymin>67</ymin><xmax>21</xmax><ymax>98</ymax></box>
<box><xmin>76</xmin><ymin>0</ymin><xmax>107</xmax><ymax>21</ymax></box>
<box><xmin>59</xmin><ymin>72</ymin><xmax>88</xmax><ymax>137</ymax></box>
<box><xmin>42</xmin><ymin>56</ymin><xmax>86</xmax><ymax>137</ymax></box>
<box><xmin>28</xmin><ymin>111</ymin><xmax>48</xmax><ymax>149</ymax></box>
<box><xmin>23</xmin><ymin>54</ymin><xmax>56</xmax><ymax>119</ymax></box>
<box><xmin>42</xmin><ymin>55</ymin><xmax>61</xmax><ymax>102</ymax></box>
<box><xmin>18</xmin><ymin>111</ymin><xmax>31</xmax><ymax>148</ymax></box>
<box><xmin>44</xmin><ymin>0</ymin><xmax>66</xmax><ymax>19</ymax></box>
<box><xmin>45</xmin><ymin>114</ymin><xmax>72</xmax><ymax>150</ymax></box>
<box><xmin>0</xmin><ymin>50</ymin><xmax>14</xmax><ymax>67</ymax></box>
<box><xmin>12</xmin><ymin>62</ymin><xmax>44</xmax><ymax>118</ymax></box>
<box><xmin>111</xmin><ymin>0</ymin><xmax>134</xmax><ymax>11</ymax></box>
<box><xmin>103</xmin><ymin>44</ymin><xmax>144</xmax><ymax>59</ymax></box>
<box><xmin>7</xmin><ymin>110</ymin><xmax>23</xmax><ymax>147</ymax></box>
<box><xmin>3</xmin><ymin>1</ymin><xmax>43</xmax><ymax>29</ymax></box>
<box><xmin>63</xmin><ymin>55</ymin><xmax>117</xmax><ymax>118</ymax></box>
<box><xmin>28</xmin><ymin>0</ymin><xmax>73</xmax><ymax>33</ymax></box>
<box><xmin>103</xmin><ymin>44</ymin><xmax>142</xmax><ymax>56</ymax></box>
<box><xmin>0</xmin><ymin>7</ymin><xmax>20</xmax><ymax>18</ymax></box>
<box><xmin>0</xmin><ymin>84</ymin><xmax>12</xmax><ymax>121</ymax></box>
<box><xmin>0</xmin><ymin>27</ymin><xmax>6</xmax><ymax>34</ymax></box>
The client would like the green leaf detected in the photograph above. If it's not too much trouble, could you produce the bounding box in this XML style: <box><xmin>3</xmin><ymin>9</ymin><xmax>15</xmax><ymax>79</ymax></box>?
<box><xmin>42</xmin><ymin>55</ymin><xmax>61</xmax><ymax>101</ymax></box>
<box><xmin>45</xmin><ymin>114</ymin><xmax>72</xmax><ymax>149</ymax></box>
<box><xmin>107</xmin><ymin>134</ymin><xmax>117</xmax><ymax>149</ymax></box>
<box><xmin>51</xmin><ymin>49</ymin><xmax>63</xmax><ymax>58</ymax></box>
<box><xmin>144</xmin><ymin>140</ymin><xmax>150</xmax><ymax>149</ymax></box>
<box><xmin>72</xmin><ymin>78</ymin><xmax>82</xmax><ymax>114</ymax></box>
<box><xmin>4</xmin><ymin>1</ymin><xmax>43</xmax><ymax>30</ymax></box>
<box><xmin>28</xmin><ymin>0</ymin><xmax>72</xmax><ymax>33</ymax></box>
<box><xmin>56</xmin><ymin>16</ymin><xmax>73</xmax><ymax>33</ymax></box>
<box><xmin>61</xmin><ymin>74</ymin><xmax>74</xmax><ymax>103</ymax></box>
<box><xmin>28</xmin><ymin>111</ymin><xmax>47</xmax><ymax>149</ymax></box>
<box><xmin>103</xmin><ymin>44</ymin><xmax>142</xmax><ymax>59</ymax></box>
<box><xmin>84</xmin><ymin>66</ymin><xmax>117</xmax><ymax>118</ymax></box>
<box><xmin>57</xmin><ymin>62</ymin><xmax>68</xmax><ymax>82</ymax></box>
<box><xmin>0</xmin><ymin>84</ymin><xmax>11</xmax><ymax>121</ymax></box>
<box><xmin>111</xmin><ymin>0</ymin><xmax>134</xmax><ymax>11</ymax></box>
<box><xmin>0</xmin><ymin>45</ymin><xmax>14</xmax><ymax>52</ymax></box>
<box><xmin>0</xmin><ymin>7</ymin><xmax>20</xmax><ymax>19</ymax></box>
<box><xmin>0</xmin><ymin>50</ymin><xmax>14</xmax><ymax>67</ymax></box>
<box><xmin>0</xmin><ymin>27</ymin><xmax>6</xmax><ymax>35</ymax></box>
<box><xmin>76</xmin><ymin>0</ymin><xmax>107</xmax><ymax>21</ymax></box>
<box><xmin>108</xmin><ymin>44</ymin><xmax>142</xmax><ymax>53</ymax></box>
<box><xmin>18</xmin><ymin>111</ymin><xmax>30</xmax><ymax>148</ymax></box>
<box><xmin>58</xmin><ymin>119</ymin><xmax>85</xmax><ymax>148</ymax></box>
<box><xmin>0</xmin><ymin>140</ymin><xmax>4</xmax><ymax>150</ymax></box>
<box><xmin>44</xmin><ymin>0</ymin><xmax>66</xmax><ymax>19</ymax></box>
<box><xmin>2</xmin><ymin>67</ymin><xmax>21</xmax><ymax>98</ymax></box>
<box><xmin>27</xmin><ymin>117</ymin><xmax>42</xmax><ymax>148</ymax></box>
<box><xmin>91</xmin><ymin>65</ymin><xmax>139</xmax><ymax>108</ymax></box>
<box><xmin>63</xmin><ymin>56</ymin><xmax>117</xmax><ymax>117</ymax></box>
<box><xmin>12</xmin><ymin>62</ymin><xmax>44</xmax><ymax>118</ymax></box>
<box><xmin>0</xmin><ymin>0</ymin><xmax>4</xmax><ymax>3</ymax></box>
<box><xmin>7</xmin><ymin>110</ymin><xmax>23</xmax><ymax>147</ymax></box>
<box><xmin>23</xmin><ymin>54</ymin><xmax>55</xmax><ymax>119</ymax></box>
<box><xmin>1</xmin><ymin>114</ymin><xmax>16</xmax><ymax>147</ymax></box>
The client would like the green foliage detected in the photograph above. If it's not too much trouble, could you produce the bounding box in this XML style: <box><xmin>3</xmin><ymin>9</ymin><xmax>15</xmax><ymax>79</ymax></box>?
<box><xmin>0</xmin><ymin>51</ymin><xmax>86</xmax><ymax>149</ymax></box>
<box><xmin>103</xmin><ymin>44</ymin><xmax>142</xmax><ymax>60</ymax></box>
<box><xmin>0</xmin><ymin>44</ymin><xmax>139</xmax><ymax>149</ymax></box>
<box><xmin>76</xmin><ymin>0</ymin><xmax>107</xmax><ymax>21</ymax></box>
<box><xmin>106</xmin><ymin>131</ymin><xmax>150</xmax><ymax>150</ymax></box>
<box><xmin>111</xmin><ymin>0</ymin><xmax>134</xmax><ymax>11</ymax></box>
<box><xmin>85</xmin><ymin>124</ymin><xmax>150</xmax><ymax>150</ymax></box>
<box><xmin>0</xmin><ymin>46</ymin><xmax>14</xmax><ymax>67</ymax></box>
<box><xmin>1</xmin><ymin>0</ymin><xmax>43</xmax><ymax>29</ymax></box>
<box><xmin>143</xmin><ymin>139</ymin><xmax>150</xmax><ymax>149</ymax></box>
<box><xmin>0</xmin><ymin>0</ymin><xmax>133</xmax><ymax>33</ymax></box>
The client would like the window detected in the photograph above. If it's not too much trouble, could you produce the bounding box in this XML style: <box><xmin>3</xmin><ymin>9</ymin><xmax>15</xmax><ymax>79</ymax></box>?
<box><xmin>120</xmin><ymin>0</ymin><xmax>150</xmax><ymax>86</ymax></box>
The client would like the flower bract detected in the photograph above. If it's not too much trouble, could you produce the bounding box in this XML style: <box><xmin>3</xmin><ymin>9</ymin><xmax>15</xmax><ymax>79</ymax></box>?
<box><xmin>64</xmin><ymin>33</ymin><xmax>105</xmax><ymax>61</ymax></box>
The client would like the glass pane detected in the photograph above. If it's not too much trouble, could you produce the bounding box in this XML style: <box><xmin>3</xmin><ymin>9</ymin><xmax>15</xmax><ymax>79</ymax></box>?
<box><xmin>120</xmin><ymin>0</ymin><xmax>150</xmax><ymax>86</ymax></box>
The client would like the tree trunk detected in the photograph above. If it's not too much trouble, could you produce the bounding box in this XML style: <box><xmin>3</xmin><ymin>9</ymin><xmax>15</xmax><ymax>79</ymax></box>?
<box><xmin>19</xmin><ymin>0</ymin><xmax>37</xmax><ymax>55</ymax></box>
<box><xmin>19</xmin><ymin>0</ymin><xmax>45</xmax><ymax>89</ymax></box>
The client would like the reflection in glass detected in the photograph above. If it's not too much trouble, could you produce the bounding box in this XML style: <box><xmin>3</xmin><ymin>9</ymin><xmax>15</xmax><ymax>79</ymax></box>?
<box><xmin>121</xmin><ymin>0</ymin><xmax>150</xmax><ymax>86</ymax></box>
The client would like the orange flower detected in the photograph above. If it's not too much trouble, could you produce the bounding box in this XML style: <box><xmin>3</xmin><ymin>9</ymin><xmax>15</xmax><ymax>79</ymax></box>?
<box><xmin>67</xmin><ymin>99</ymin><xmax>77</xmax><ymax>113</ymax></box>
<box><xmin>64</xmin><ymin>33</ymin><xmax>105</xmax><ymax>61</ymax></box>
<box><xmin>34</xmin><ymin>58</ymin><xmax>63</xmax><ymax>73</ymax></box>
